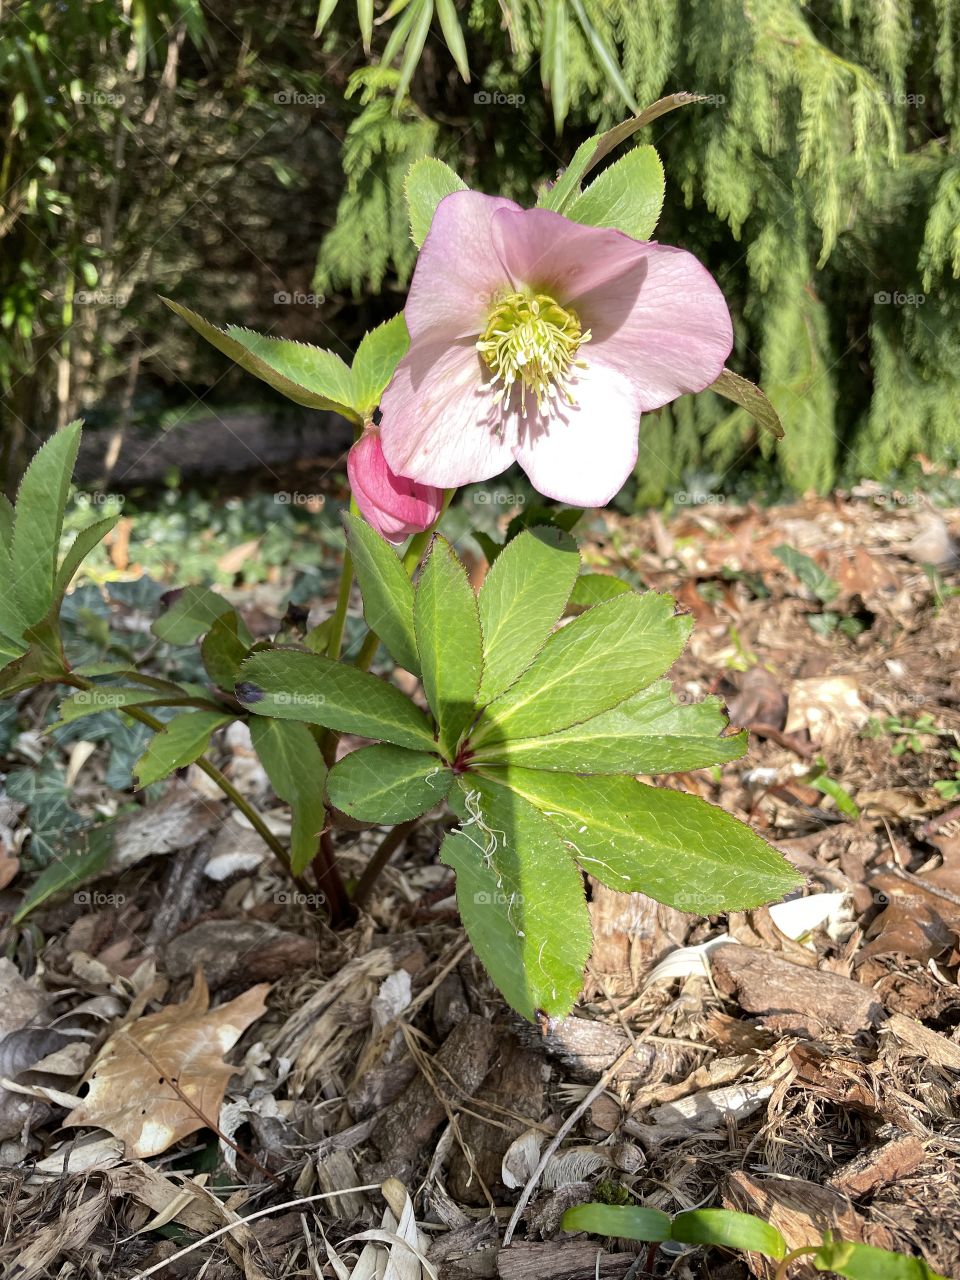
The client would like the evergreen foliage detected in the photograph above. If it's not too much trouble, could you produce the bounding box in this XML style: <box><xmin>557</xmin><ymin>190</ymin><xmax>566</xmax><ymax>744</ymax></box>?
<box><xmin>315</xmin><ymin>0</ymin><xmax>960</xmax><ymax>496</ymax></box>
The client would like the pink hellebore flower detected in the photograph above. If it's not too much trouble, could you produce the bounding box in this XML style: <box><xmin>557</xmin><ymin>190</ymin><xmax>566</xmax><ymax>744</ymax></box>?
<box><xmin>347</xmin><ymin>428</ymin><xmax>444</xmax><ymax>544</ymax></box>
<box><xmin>379</xmin><ymin>191</ymin><xmax>734</xmax><ymax>507</ymax></box>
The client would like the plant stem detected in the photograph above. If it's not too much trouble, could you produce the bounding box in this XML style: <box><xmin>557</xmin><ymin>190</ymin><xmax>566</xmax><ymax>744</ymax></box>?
<box><xmin>327</xmin><ymin>496</ymin><xmax>361</xmax><ymax>661</ymax></box>
<box><xmin>352</xmin><ymin>819</ymin><xmax>417</xmax><ymax>908</ymax></box>
<box><xmin>60</xmin><ymin>673</ymin><xmax>299</xmax><ymax>883</ymax></box>
<box><xmin>326</xmin><ymin>545</ymin><xmax>353</xmax><ymax>661</ymax></box>
<box><xmin>312</xmin><ymin>827</ymin><xmax>355</xmax><ymax>925</ymax></box>
<box><xmin>354</xmin><ymin>628</ymin><xmax>380</xmax><ymax>672</ymax></box>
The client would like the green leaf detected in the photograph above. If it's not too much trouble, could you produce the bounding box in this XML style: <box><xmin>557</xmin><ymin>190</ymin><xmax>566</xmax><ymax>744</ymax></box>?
<box><xmin>568</xmin><ymin>0</ymin><xmax>637</xmax><ymax>114</ymax></box>
<box><xmin>201</xmin><ymin>612</ymin><xmax>251</xmax><ymax>688</ymax></box>
<box><xmin>56</xmin><ymin>685</ymin><xmax>198</xmax><ymax>725</ymax></box>
<box><xmin>10</xmin><ymin>420</ymin><xmax>82</xmax><ymax>628</ymax></box>
<box><xmin>506</xmin><ymin>504</ymin><xmax>583</xmax><ymax>541</ymax></box>
<box><xmin>304</xmin><ymin>616</ymin><xmax>335</xmax><ymax>655</ymax></box>
<box><xmin>54</xmin><ymin>515</ymin><xmax>120</xmax><ymax>602</ymax></box>
<box><xmin>414</xmin><ymin>536</ymin><xmax>483</xmax><ymax>759</ymax></box>
<box><xmin>562</xmin><ymin>1203</ymin><xmax>672</xmax><ymax>1242</ymax></box>
<box><xmin>473</xmin><ymin>681</ymin><xmax>747</xmax><ymax>774</ymax></box>
<box><xmin>358</xmin><ymin>0</ymin><xmax>373</xmax><ymax>50</ymax></box>
<box><xmin>326</xmin><ymin>744</ymin><xmax>450</xmax><ymax>823</ymax></box>
<box><xmin>813</xmin><ymin>1239</ymin><xmax>948</xmax><ymax>1280</ymax></box>
<box><xmin>237</xmin><ymin>649</ymin><xmax>436</xmax><ymax>750</ymax></box>
<box><xmin>314</xmin><ymin>0</ymin><xmax>339</xmax><ymax>34</ymax></box>
<box><xmin>6</xmin><ymin>756</ymin><xmax>83</xmax><ymax>866</ymax></box>
<box><xmin>0</xmin><ymin>617</ymin><xmax>67</xmax><ymax>695</ymax></box>
<box><xmin>0</xmin><ymin>493</ymin><xmax>13</xmax><ymax>549</ymax></box>
<box><xmin>541</xmin><ymin>94</ymin><xmax>699</xmax><ymax>214</ymax></box>
<box><xmin>225</xmin><ymin>325</ymin><xmax>357</xmax><ymax>416</ymax></box>
<box><xmin>153</xmin><ymin>585</ymin><xmax>233</xmax><ymax>644</ymax></box>
<box><xmin>161</xmin><ymin>300</ymin><xmax>360</xmax><ymax>423</ymax></box>
<box><xmin>395</xmin><ymin>0</ymin><xmax>434</xmax><ymax>104</ymax></box>
<box><xmin>434</xmin><ymin>0</ymin><xmax>470</xmax><ymax>81</ymax></box>
<box><xmin>568</xmin><ymin>572</ymin><xmax>633</xmax><ymax>608</ymax></box>
<box><xmin>471</xmin><ymin>592</ymin><xmax>690</xmax><ymax>748</ymax></box>
<box><xmin>711</xmin><ymin>368</ymin><xmax>785</xmax><ymax>440</ymax></box>
<box><xmin>672</xmin><ymin>1209</ymin><xmax>786</xmax><ymax>1259</ymax></box>
<box><xmin>542</xmin><ymin>0</ymin><xmax>569</xmax><ymax>133</ymax></box>
<box><xmin>250</xmin><ymin>718</ymin><xmax>327</xmax><ymax>875</ymax></box>
<box><xmin>343</xmin><ymin>512</ymin><xmax>421</xmax><ymax>676</ymax></box>
<box><xmin>773</xmin><ymin>544</ymin><xmax>839</xmax><ymax>603</ymax></box>
<box><xmin>483</xmin><ymin>767</ymin><xmax>803</xmax><ymax>913</ymax></box>
<box><xmin>405</xmin><ymin>156</ymin><xmax>467</xmax><ymax>248</ymax></box>
<box><xmin>443</xmin><ymin>774</ymin><xmax>591</xmax><ymax>1020</ymax></box>
<box><xmin>351</xmin><ymin>314</ymin><xmax>410</xmax><ymax>414</ymax></box>
<box><xmin>477</xmin><ymin>527</ymin><xmax>580</xmax><ymax>706</ymax></box>
<box><xmin>12</xmin><ymin>822</ymin><xmax>114</xmax><ymax>924</ymax></box>
<box><xmin>567</xmin><ymin>145</ymin><xmax>664</xmax><ymax>241</ymax></box>
<box><xmin>134</xmin><ymin>710</ymin><xmax>233</xmax><ymax>787</ymax></box>
<box><xmin>380</xmin><ymin>0</ymin><xmax>420</xmax><ymax>68</ymax></box>
<box><xmin>810</xmin><ymin>772</ymin><xmax>861</xmax><ymax>818</ymax></box>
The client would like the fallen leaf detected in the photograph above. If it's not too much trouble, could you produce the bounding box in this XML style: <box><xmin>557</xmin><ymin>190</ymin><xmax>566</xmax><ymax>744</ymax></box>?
<box><xmin>65</xmin><ymin>970</ymin><xmax>270</xmax><ymax>1157</ymax></box>
<box><xmin>217</xmin><ymin>538</ymin><xmax>261</xmax><ymax>575</ymax></box>
<box><xmin>784</xmin><ymin>676</ymin><xmax>870</xmax><ymax>745</ymax></box>
<box><xmin>0</xmin><ymin>850</ymin><xmax>20</xmax><ymax>890</ymax></box>
<box><xmin>728</xmin><ymin>665</ymin><xmax>788</xmax><ymax>731</ymax></box>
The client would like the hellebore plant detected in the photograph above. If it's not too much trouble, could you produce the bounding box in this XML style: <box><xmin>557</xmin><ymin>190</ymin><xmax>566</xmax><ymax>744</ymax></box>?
<box><xmin>0</xmin><ymin>101</ymin><xmax>796</xmax><ymax>1020</ymax></box>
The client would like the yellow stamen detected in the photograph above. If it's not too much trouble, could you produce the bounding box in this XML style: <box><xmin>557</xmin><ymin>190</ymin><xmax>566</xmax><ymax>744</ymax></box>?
<box><xmin>477</xmin><ymin>291</ymin><xmax>590</xmax><ymax>415</ymax></box>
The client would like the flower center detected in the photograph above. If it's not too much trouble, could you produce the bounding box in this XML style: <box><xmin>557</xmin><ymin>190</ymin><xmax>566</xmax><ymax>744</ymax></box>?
<box><xmin>477</xmin><ymin>291</ymin><xmax>590</xmax><ymax>414</ymax></box>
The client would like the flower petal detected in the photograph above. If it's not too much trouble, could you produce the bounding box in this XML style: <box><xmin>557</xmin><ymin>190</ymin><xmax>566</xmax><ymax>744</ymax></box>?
<box><xmin>406</xmin><ymin>191</ymin><xmax>520</xmax><ymax>342</ymax></box>
<box><xmin>490</xmin><ymin>206</ymin><xmax>649</xmax><ymax>301</ymax></box>
<box><xmin>510</xmin><ymin>361</ymin><xmax>642</xmax><ymax>507</ymax></box>
<box><xmin>379</xmin><ymin>338</ymin><xmax>515</xmax><ymax>488</ymax></box>
<box><xmin>348</xmin><ymin>431</ymin><xmax>444</xmax><ymax>543</ymax></box>
<box><xmin>572</xmin><ymin>243</ymin><xmax>733</xmax><ymax>410</ymax></box>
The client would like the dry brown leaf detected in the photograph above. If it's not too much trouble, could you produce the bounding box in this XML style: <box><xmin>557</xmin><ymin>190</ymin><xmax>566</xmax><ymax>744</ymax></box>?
<box><xmin>0</xmin><ymin>850</ymin><xmax>20</xmax><ymax>891</ymax></box>
<box><xmin>65</xmin><ymin>969</ymin><xmax>270</xmax><ymax>1157</ymax></box>
<box><xmin>784</xmin><ymin>676</ymin><xmax>870</xmax><ymax>746</ymax></box>
<box><xmin>217</xmin><ymin>538</ymin><xmax>261</xmax><ymax>575</ymax></box>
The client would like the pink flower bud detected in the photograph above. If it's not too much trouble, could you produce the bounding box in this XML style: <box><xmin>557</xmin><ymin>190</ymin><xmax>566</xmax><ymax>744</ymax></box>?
<box><xmin>347</xmin><ymin>428</ymin><xmax>444</xmax><ymax>544</ymax></box>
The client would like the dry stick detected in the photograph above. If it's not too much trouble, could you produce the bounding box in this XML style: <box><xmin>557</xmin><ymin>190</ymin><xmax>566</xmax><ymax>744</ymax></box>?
<box><xmin>502</xmin><ymin>1042</ymin><xmax>639</xmax><ymax>1247</ymax></box>
<box><xmin>125</xmin><ymin>1033</ymin><xmax>281</xmax><ymax>1187</ymax></box>
<box><xmin>128</xmin><ymin>1186</ymin><xmax>382</xmax><ymax>1280</ymax></box>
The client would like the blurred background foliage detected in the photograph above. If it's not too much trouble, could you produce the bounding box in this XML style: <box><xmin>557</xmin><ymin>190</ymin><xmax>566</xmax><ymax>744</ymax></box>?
<box><xmin>1</xmin><ymin>0</ymin><xmax>958</xmax><ymax>503</ymax></box>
